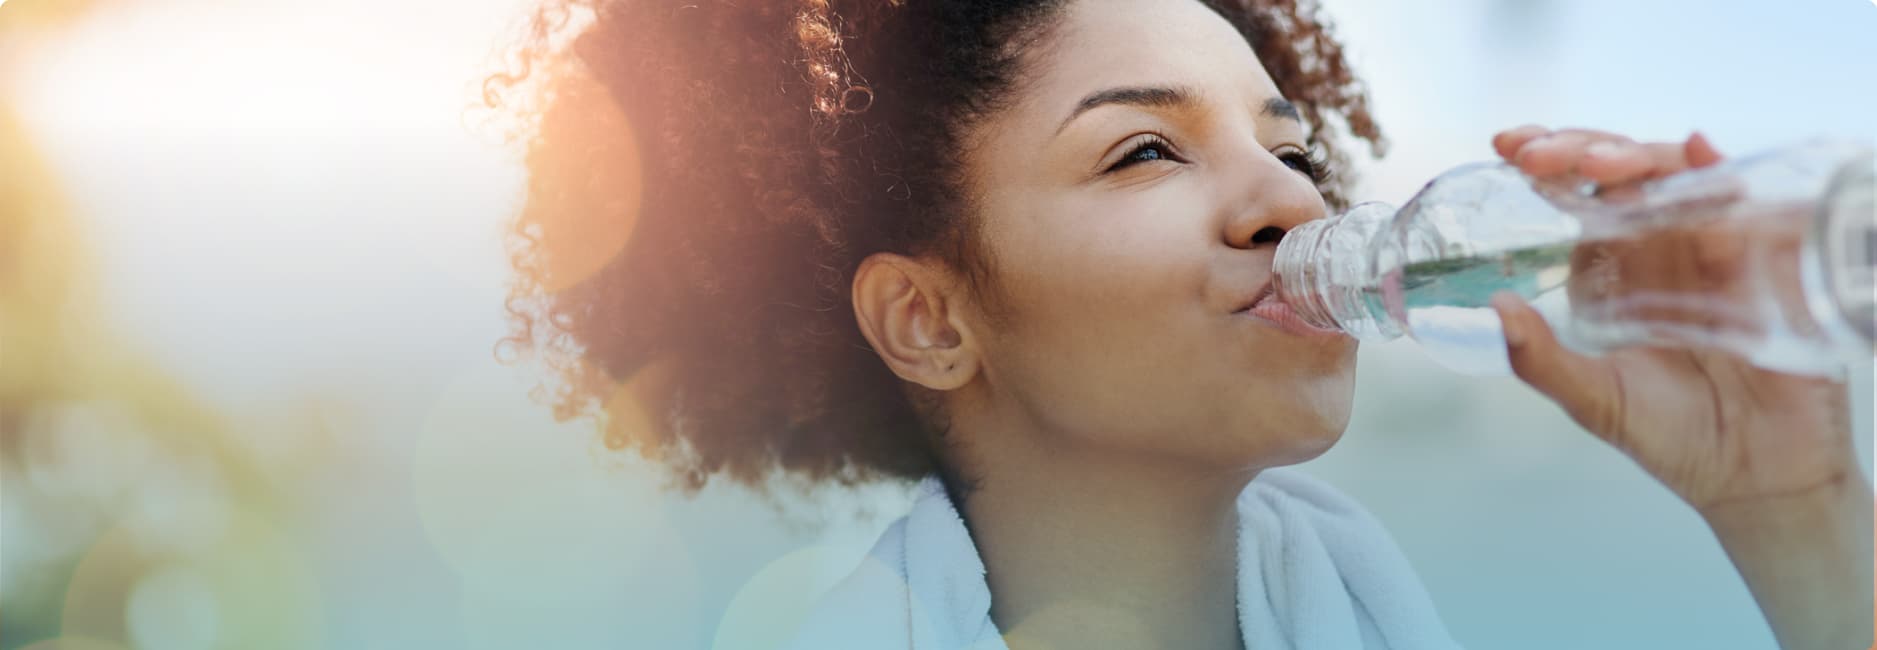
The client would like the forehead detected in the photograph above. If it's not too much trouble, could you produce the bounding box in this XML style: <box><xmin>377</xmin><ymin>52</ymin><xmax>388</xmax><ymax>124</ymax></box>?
<box><xmin>1014</xmin><ymin>0</ymin><xmax>1281</xmax><ymax>122</ymax></box>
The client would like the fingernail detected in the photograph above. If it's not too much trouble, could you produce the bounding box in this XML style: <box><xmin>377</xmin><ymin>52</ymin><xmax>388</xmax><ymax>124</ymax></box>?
<box><xmin>1586</xmin><ymin>141</ymin><xmax>1622</xmax><ymax>159</ymax></box>
<box><xmin>1496</xmin><ymin>125</ymin><xmax>1541</xmax><ymax>143</ymax></box>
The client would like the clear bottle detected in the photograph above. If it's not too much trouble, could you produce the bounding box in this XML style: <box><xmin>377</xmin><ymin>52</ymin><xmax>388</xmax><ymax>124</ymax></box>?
<box><xmin>1272</xmin><ymin>138</ymin><xmax>1875</xmax><ymax>377</ymax></box>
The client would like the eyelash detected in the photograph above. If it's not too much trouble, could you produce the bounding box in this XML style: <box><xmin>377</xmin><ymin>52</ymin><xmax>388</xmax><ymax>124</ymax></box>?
<box><xmin>1105</xmin><ymin>137</ymin><xmax>1334</xmax><ymax>186</ymax></box>
<box><xmin>1278</xmin><ymin>148</ymin><xmax>1333</xmax><ymax>185</ymax></box>
<box><xmin>1105</xmin><ymin>134</ymin><xmax>1181</xmax><ymax>172</ymax></box>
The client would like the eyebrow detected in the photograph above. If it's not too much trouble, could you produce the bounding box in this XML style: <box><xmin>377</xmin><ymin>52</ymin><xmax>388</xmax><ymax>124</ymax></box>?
<box><xmin>1057</xmin><ymin>85</ymin><xmax>1304</xmax><ymax>134</ymax></box>
<box><xmin>1261</xmin><ymin>97</ymin><xmax>1302</xmax><ymax>122</ymax></box>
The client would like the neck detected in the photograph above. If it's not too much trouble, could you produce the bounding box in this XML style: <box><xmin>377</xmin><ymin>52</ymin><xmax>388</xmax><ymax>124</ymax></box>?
<box><xmin>950</xmin><ymin>411</ymin><xmax>1255</xmax><ymax>650</ymax></box>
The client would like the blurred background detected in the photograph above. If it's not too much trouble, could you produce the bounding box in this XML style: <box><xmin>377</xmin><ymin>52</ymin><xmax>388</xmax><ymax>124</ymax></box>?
<box><xmin>1</xmin><ymin>0</ymin><xmax>1871</xmax><ymax>648</ymax></box>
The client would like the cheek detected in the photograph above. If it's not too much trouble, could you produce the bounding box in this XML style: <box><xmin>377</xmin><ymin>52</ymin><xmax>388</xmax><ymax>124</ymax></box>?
<box><xmin>993</xmin><ymin>312</ymin><xmax>1358</xmax><ymax>465</ymax></box>
<box><xmin>976</xmin><ymin>215</ymin><xmax>1212</xmax><ymax>428</ymax></box>
<box><xmin>981</xmin><ymin>191</ymin><xmax>1205</xmax><ymax>339</ymax></box>
<box><xmin>978</xmin><ymin>202</ymin><xmax>1356</xmax><ymax>456</ymax></box>
<box><xmin>984</xmin><ymin>194</ymin><xmax>1207</xmax><ymax>353</ymax></box>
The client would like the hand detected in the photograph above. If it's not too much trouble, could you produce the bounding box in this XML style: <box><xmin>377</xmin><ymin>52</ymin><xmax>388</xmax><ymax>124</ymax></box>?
<box><xmin>1486</xmin><ymin>125</ymin><xmax>1864</xmax><ymax>515</ymax></box>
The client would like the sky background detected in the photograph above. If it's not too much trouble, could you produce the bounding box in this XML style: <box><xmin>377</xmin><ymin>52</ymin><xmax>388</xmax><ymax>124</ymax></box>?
<box><xmin>4</xmin><ymin>0</ymin><xmax>1874</xmax><ymax>648</ymax></box>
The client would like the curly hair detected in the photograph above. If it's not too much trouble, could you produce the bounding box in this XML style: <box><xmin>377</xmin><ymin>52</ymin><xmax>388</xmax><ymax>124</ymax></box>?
<box><xmin>489</xmin><ymin>0</ymin><xmax>1385</xmax><ymax>492</ymax></box>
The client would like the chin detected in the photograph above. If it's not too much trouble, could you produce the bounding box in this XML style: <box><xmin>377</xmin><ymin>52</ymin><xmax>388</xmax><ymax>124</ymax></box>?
<box><xmin>1234</xmin><ymin>394</ymin><xmax>1353</xmax><ymax>469</ymax></box>
<box><xmin>1301</xmin><ymin>338</ymin><xmax>1361</xmax><ymax>373</ymax></box>
<box><xmin>1274</xmin><ymin>424</ymin><xmax>1345</xmax><ymax>466</ymax></box>
<box><xmin>1176</xmin><ymin>414</ymin><xmax>1340</xmax><ymax>476</ymax></box>
<box><xmin>1202</xmin><ymin>355</ymin><xmax>1356</xmax><ymax>469</ymax></box>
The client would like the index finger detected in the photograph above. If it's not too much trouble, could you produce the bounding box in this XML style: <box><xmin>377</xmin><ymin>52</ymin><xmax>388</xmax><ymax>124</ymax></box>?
<box><xmin>1493</xmin><ymin>125</ymin><xmax>1551</xmax><ymax>160</ymax></box>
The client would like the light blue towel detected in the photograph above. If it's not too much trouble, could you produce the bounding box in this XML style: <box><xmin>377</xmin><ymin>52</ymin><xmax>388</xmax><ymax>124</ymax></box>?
<box><xmin>788</xmin><ymin>467</ymin><xmax>1463</xmax><ymax>650</ymax></box>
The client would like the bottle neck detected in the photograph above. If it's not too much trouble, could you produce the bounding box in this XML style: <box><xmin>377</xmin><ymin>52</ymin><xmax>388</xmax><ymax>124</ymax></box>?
<box><xmin>1272</xmin><ymin>203</ymin><xmax>1404</xmax><ymax>341</ymax></box>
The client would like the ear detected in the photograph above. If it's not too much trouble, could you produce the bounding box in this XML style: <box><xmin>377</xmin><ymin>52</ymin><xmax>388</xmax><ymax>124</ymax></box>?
<box><xmin>851</xmin><ymin>252</ymin><xmax>980</xmax><ymax>391</ymax></box>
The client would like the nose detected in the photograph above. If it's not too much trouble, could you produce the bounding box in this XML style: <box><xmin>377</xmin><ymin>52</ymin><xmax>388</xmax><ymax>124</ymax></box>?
<box><xmin>1223</xmin><ymin>150</ymin><xmax>1329</xmax><ymax>250</ymax></box>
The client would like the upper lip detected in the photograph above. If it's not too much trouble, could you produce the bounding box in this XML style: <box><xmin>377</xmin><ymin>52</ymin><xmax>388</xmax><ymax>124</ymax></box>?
<box><xmin>1233</xmin><ymin>282</ymin><xmax>1276</xmax><ymax>313</ymax></box>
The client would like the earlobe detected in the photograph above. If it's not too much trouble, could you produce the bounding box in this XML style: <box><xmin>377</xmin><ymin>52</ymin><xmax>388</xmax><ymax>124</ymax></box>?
<box><xmin>851</xmin><ymin>253</ymin><xmax>978</xmax><ymax>391</ymax></box>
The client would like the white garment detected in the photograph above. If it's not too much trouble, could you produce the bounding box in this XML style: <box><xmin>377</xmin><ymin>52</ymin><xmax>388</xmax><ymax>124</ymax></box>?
<box><xmin>786</xmin><ymin>468</ymin><xmax>1462</xmax><ymax>650</ymax></box>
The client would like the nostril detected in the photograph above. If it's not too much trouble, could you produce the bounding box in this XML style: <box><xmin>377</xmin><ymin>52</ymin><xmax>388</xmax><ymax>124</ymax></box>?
<box><xmin>1250</xmin><ymin>226</ymin><xmax>1286</xmax><ymax>246</ymax></box>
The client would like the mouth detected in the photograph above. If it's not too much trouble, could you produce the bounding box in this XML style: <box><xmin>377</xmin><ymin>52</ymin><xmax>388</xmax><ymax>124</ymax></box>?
<box><xmin>1232</xmin><ymin>283</ymin><xmax>1276</xmax><ymax>315</ymax></box>
<box><xmin>1233</xmin><ymin>282</ymin><xmax>1344</xmax><ymax>339</ymax></box>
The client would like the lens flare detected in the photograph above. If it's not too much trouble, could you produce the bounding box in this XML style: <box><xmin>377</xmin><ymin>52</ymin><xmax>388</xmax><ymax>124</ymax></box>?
<box><xmin>61</xmin><ymin>511</ymin><xmax>323</xmax><ymax>649</ymax></box>
<box><xmin>412</xmin><ymin>360</ymin><xmax>678</xmax><ymax>589</ymax></box>
<box><xmin>527</xmin><ymin>72</ymin><xmax>646</xmax><ymax>293</ymax></box>
<box><xmin>127</xmin><ymin>565</ymin><xmax>220</xmax><ymax>650</ymax></box>
<box><xmin>714</xmin><ymin>543</ymin><xmax>888</xmax><ymax>650</ymax></box>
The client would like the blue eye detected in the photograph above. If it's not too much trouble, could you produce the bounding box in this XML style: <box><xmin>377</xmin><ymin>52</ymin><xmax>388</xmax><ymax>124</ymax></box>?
<box><xmin>1107</xmin><ymin>135</ymin><xmax>1178</xmax><ymax>172</ymax></box>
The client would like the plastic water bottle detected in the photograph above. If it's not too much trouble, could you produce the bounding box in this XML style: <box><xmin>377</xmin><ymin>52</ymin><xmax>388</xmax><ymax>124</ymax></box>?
<box><xmin>1272</xmin><ymin>138</ymin><xmax>1875</xmax><ymax>377</ymax></box>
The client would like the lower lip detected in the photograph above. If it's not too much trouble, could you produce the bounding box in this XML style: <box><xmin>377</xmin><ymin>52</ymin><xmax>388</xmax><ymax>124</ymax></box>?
<box><xmin>1239</xmin><ymin>299</ymin><xmax>1348</xmax><ymax>339</ymax></box>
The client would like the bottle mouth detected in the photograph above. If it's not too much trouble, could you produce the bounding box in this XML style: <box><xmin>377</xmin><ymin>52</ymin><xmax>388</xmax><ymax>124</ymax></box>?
<box><xmin>1809</xmin><ymin>153</ymin><xmax>1875</xmax><ymax>346</ymax></box>
<box><xmin>1269</xmin><ymin>203</ymin><xmax>1407</xmax><ymax>340</ymax></box>
<box><xmin>1270</xmin><ymin>218</ymin><xmax>1341</xmax><ymax>330</ymax></box>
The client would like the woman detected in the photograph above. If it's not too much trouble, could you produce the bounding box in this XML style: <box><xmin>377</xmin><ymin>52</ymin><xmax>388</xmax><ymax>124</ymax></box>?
<box><xmin>490</xmin><ymin>0</ymin><xmax>1872</xmax><ymax>647</ymax></box>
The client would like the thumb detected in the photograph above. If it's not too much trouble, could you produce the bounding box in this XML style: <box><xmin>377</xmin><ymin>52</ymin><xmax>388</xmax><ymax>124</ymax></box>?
<box><xmin>1491</xmin><ymin>292</ymin><xmax>1622</xmax><ymax>438</ymax></box>
<box><xmin>1684</xmin><ymin>131</ymin><xmax>1725</xmax><ymax>168</ymax></box>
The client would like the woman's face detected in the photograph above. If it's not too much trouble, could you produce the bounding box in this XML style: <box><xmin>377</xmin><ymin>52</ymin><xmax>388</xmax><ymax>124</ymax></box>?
<box><xmin>957</xmin><ymin>0</ymin><xmax>1357</xmax><ymax>469</ymax></box>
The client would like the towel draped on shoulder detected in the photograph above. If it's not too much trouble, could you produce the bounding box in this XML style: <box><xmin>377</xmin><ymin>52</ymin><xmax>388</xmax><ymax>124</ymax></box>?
<box><xmin>787</xmin><ymin>467</ymin><xmax>1462</xmax><ymax>650</ymax></box>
